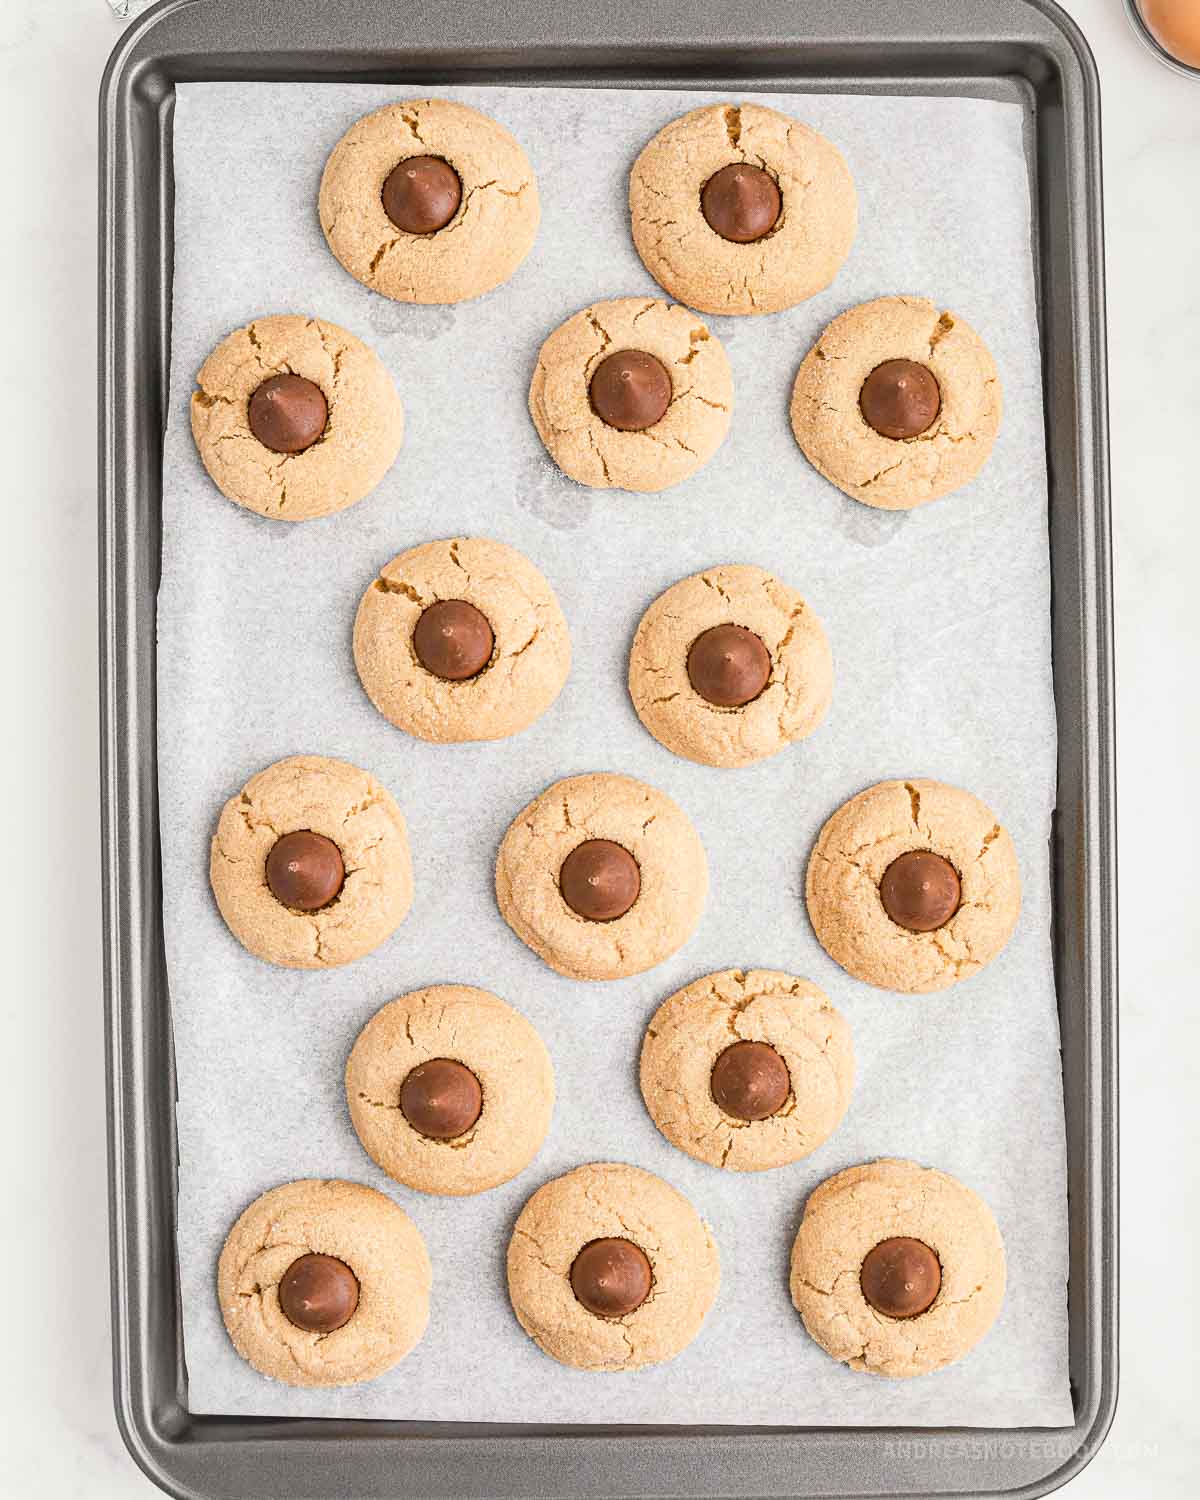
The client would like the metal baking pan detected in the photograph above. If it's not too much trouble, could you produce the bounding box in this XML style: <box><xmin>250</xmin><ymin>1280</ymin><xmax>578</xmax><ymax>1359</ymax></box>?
<box><xmin>99</xmin><ymin>1</ymin><xmax>1117</xmax><ymax>1495</ymax></box>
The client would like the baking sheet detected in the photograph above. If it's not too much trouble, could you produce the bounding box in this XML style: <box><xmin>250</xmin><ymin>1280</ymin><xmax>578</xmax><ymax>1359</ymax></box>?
<box><xmin>160</xmin><ymin>82</ymin><xmax>1071</xmax><ymax>1427</ymax></box>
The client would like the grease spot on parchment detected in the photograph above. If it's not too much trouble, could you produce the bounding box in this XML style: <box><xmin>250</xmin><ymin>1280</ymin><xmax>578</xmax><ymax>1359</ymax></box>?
<box><xmin>515</xmin><ymin>456</ymin><xmax>593</xmax><ymax>530</ymax></box>
<box><xmin>700</xmin><ymin>314</ymin><xmax>740</xmax><ymax>346</ymax></box>
<box><xmin>368</xmin><ymin>301</ymin><xmax>456</xmax><ymax>342</ymax></box>
<box><xmin>834</xmin><ymin>501</ymin><xmax>910</xmax><ymax>548</ymax></box>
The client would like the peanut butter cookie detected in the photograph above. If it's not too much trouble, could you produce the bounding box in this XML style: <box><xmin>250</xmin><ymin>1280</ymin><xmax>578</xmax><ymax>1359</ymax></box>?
<box><xmin>190</xmin><ymin>314</ymin><xmax>403</xmax><ymax>521</ymax></box>
<box><xmin>346</xmin><ymin>985</ymin><xmax>554</xmax><ymax>1196</ymax></box>
<box><xmin>210</xmin><ymin>754</ymin><xmax>413</xmax><ymax>970</ymax></box>
<box><xmin>353</xmin><ymin>537</ymin><xmax>570</xmax><ymax>743</ymax></box>
<box><xmin>528</xmin><ymin>297</ymin><xmax>732</xmax><ymax>493</ymax></box>
<box><xmin>805</xmin><ymin>779</ymin><xmax>1020</xmax><ymax>993</ymax></box>
<box><xmin>640</xmin><ymin>969</ymin><xmax>854</xmax><ymax>1171</ymax></box>
<box><xmin>507</xmin><ymin>1162</ymin><xmax>719</xmax><ymax>1371</ymax></box>
<box><xmin>628</xmin><ymin>564</ymin><xmax>832</xmax><ymax>768</ymax></box>
<box><xmin>630</xmin><ymin>103</ymin><xmax>856</xmax><ymax>316</ymax></box>
<box><xmin>790</xmin><ymin>1159</ymin><xmax>1006</xmax><ymax>1378</ymax></box>
<box><xmin>218</xmin><ymin>1179</ymin><xmax>431</xmax><ymax>1388</ymax></box>
<box><xmin>790</xmin><ymin>296</ymin><xmax>1002</xmax><ymax>510</ymax></box>
<box><xmin>495</xmin><ymin>772</ymin><xmax>708</xmax><ymax>981</ymax></box>
<box><xmin>319</xmin><ymin>99</ymin><xmax>539</xmax><ymax>304</ymax></box>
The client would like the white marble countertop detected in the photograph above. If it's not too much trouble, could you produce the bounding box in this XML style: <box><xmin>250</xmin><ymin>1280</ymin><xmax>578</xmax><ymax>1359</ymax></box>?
<box><xmin>2</xmin><ymin>0</ymin><xmax>1194</xmax><ymax>1494</ymax></box>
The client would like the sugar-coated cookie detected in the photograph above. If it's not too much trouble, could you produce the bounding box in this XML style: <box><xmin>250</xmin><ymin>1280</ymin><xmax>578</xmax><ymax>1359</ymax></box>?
<box><xmin>210</xmin><ymin>754</ymin><xmax>413</xmax><ymax>970</ymax></box>
<box><xmin>790</xmin><ymin>1159</ymin><xmax>1006</xmax><ymax>1378</ymax></box>
<box><xmin>507</xmin><ymin>1162</ymin><xmax>719</xmax><ymax>1371</ymax></box>
<box><xmin>640</xmin><ymin>969</ymin><xmax>854</xmax><ymax>1171</ymax></box>
<box><xmin>218</xmin><ymin>1179</ymin><xmax>430</xmax><ymax>1387</ymax></box>
<box><xmin>630</xmin><ymin>103</ymin><xmax>856</xmax><ymax>316</ymax></box>
<box><xmin>346</xmin><ymin>985</ymin><xmax>554</xmax><ymax>1196</ymax></box>
<box><xmin>495</xmin><ymin>772</ymin><xmax>708</xmax><ymax>981</ymax></box>
<box><xmin>528</xmin><ymin>297</ymin><xmax>732</xmax><ymax>493</ymax></box>
<box><xmin>319</xmin><ymin>99</ymin><xmax>539</xmax><ymax>304</ymax></box>
<box><xmin>628</xmin><ymin>563</ymin><xmax>832</xmax><ymax>768</ymax></box>
<box><xmin>805</xmin><ymin>778</ymin><xmax>1020</xmax><ymax>993</ymax></box>
<box><xmin>190</xmin><ymin>314</ymin><xmax>403</xmax><ymax>521</ymax></box>
<box><xmin>790</xmin><ymin>296</ymin><xmax>1002</xmax><ymax>510</ymax></box>
<box><xmin>353</xmin><ymin>537</ymin><xmax>570</xmax><ymax>744</ymax></box>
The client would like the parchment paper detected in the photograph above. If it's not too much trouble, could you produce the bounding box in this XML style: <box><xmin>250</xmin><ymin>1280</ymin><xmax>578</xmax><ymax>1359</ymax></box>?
<box><xmin>160</xmin><ymin>82</ymin><xmax>1071</xmax><ymax>1426</ymax></box>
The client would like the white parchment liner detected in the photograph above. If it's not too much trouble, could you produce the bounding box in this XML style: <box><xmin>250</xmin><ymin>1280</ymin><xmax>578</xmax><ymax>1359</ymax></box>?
<box><xmin>161</xmin><ymin>83</ymin><xmax>1071</xmax><ymax>1425</ymax></box>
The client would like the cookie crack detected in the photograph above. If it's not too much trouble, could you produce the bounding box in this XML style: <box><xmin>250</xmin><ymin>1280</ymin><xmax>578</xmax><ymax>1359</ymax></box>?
<box><xmin>930</xmin><ymin>929</ymin><xmax>976</xmax><ymax>978</ymax></box>
<box><xmin>310</xmin><ymin>320</ymin><xmax>347</xmax><ymax>396</ymax></box>
<box><xmin>641</xmin><ymin>428</ymin><xmax>697</xmax><ymax>457</ymax></box>
<box><xmin>909</xmin><ymin>425</ymin><xmax>974</xmax><ymax>449</ymax></box>
<box><xmin>774</xmin><ymin>608</ymin><xmax>807</xmax><ymax>656</ymax></box>
<box><xmin>705</xmin><ymin>970</ymin><xmax>756</xmax><ymax>1042</ymax></box>
<box><xmin>355</xmin><ymin>1090</ymin><xmax>398</xmax><ymax>1111</ymax></box>
<box><xmin>512</xmin><ymin>1226</ymin><xmax>561</xmax><ymax>1276</ymax></box>
<box><xmin>928</xmin><ymin>311</ymin><xmax>955</xmax><ymax>355</ymax></box>
<box><xmin>795</xmin><ymin>1267</ymin><xmax>859</xmax><ymax>1299</ymax></box>
<box><xmin>937</xmin><ymin>1286</ymin><xmax>986</xmax><ymax>1311</ymax></box>
<box><xmin>241</xmin><ymin>320</ymin><xmax>289</xmax><ymax>385</ymax></box>
<box><xmin>857</xmin><ymin>414</ymin><xmax>979</xmax><ymax>480</ymax></box>
<box><xmin>443</xmin><ymin>542</ymin><xmax>475</xmax><ymax>593</ymax></box>
<box><xmin>507</xmin><ymin>627</ymin><xmax>540</xmax><ymax>661</ymax></box>
<box><xmin>797</xmin><ymin>392</ymin><xmax>842</xmax><ymax>414</ymax></box>
<box><xmin>311</xmin><ymin>919</ymin><xmax>328</xmax><ymax>963</ymax></box>
<box><xmin>368</xmin><ymin>238</ymin><xmax>404</xmax><ymax>277</ymax></box>
<box><xmin>342</xmin><ymin>790</ymin><xmax>388</xmax><ymax>823</ymax></box>
<box><xmin>399</xmin><ymin>107</ymin><xmax>427</xmax><ymax>146</ymax></box>
<box><xmin>374</xmin><ymin>574</ymin><xmax>424</xmax><ymax>604</ymax></box>
<box><xmin>583</xmin><ymin>308</ymin><xmax>612</xmax><ymax>357</ymax></box>
<box><xmin>585</xmin><ymin>428</ymin><xmax>613</xmax><ymax>485</ymax></box>
<box><xmin>211</xmin><ymin>842</ymin><xmax>248</xmax><ymax>867</ymax></box>
<box><xmin>858</xmin><ymin>457</ymin><xmax>907</xmax><ymax>489</ymax></box>
<box><xmin>723</xmin><ymin>105</ymin><xmax>742</xmax><ymax>149</ymax></box>
<box><xmin>192</xmin><ymin>389</ymin><xmax>235</xmax><ymax>409</ymax></box>
<box><xmin>580</xmin><ymin>1183</ymin><xmax>662</xmax><ymax>1258</ymax></box>
<box><xmin>236</xmin><ymin>792</ymin><xmax>280</xmax><ymax>840</ymax></box>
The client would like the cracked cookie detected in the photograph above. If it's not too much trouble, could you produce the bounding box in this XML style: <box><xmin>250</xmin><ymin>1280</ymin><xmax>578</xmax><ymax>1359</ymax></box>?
<box><xmin>629</xmin><ymin>103</ymin><xmax>856</xmax><ymax>317</ymax></box>
<box><xmin>805</xmin><ymin>779</ymin><xmax>1020</xmax><ymax>994</ymax></box>
<box><xmin>506</xmin><ymin>1162</ymin><xmax>719</xmax><ymax>1371</ymax></box>
<box><xmin>319</xmin><ymin>98</ymin><xmax>539</xmax><ymax>305</ymax></box>
<box><xmin>528</xmin><ymin>297</ymin><xmax>732</xmax><ymax>493</ymax></box>
<box><xmin>346</xmin><ymin>985</ymin><xmax>555</xmax><ymax>1196</ymax></box>
<box><xmin>790</xmin><ymin>296</ymin><xmax>1002</xmax><ymax>510</ymax></box>
<box><xmin>789</xmin><ymin>1158</ymin><xmax>1006</xmax><ymax>1379</ymax></box>
<box><xmin>628</xmin><ymin>564</ymin><xmax>832</xmax><ymax>768</ymax></box>
<box><xmin>190</xmin><ymin>314</ymin><xmax>404</xmax><ymax>521</ymax></box>
<box><xmin>210</xmin><ymin>754</ymin><xmax>413</xmax><ymax>970</ymax></box>
<box><xmin>495</xmin><ymin>772</ymin><xmax>708</xmax><ymax>981</ymax></box>
<box><xmin>353</xmin><ymin>536</ymin><xmax>571</xmax><ymax>743</ymax></box>
<box><xmin>640</xmin><ymin>969</ymin><xmax>854</xmax><ymax>1171</ymax></box>
<box><xmin>218</xmin><ymin>1178</ymin><xmax>431</xmax><ymax>1387</ymax></box>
